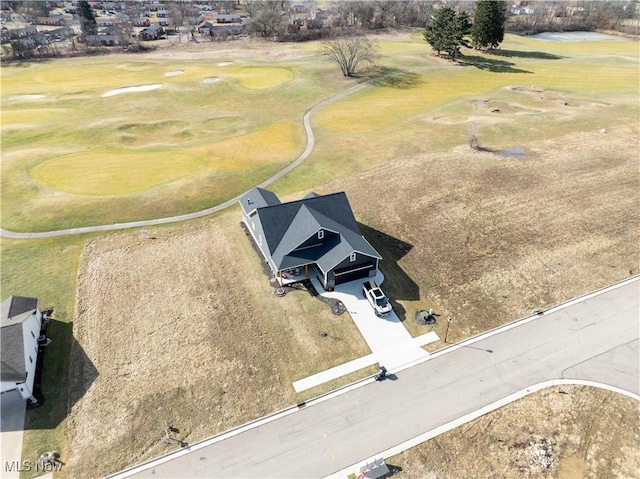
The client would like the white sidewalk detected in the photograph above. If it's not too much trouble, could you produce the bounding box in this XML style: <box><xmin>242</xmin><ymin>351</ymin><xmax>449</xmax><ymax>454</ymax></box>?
<box><xmin>292</xmin><ymin>273</ymin><xmax>438</xmax><ymax>392</ymax></box>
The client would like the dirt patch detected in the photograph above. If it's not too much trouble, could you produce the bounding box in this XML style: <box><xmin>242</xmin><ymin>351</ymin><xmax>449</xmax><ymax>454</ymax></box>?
<box><xmin>389</xmin><ymin>385</ymin><xmax>640</xmax><ymax>478</ymax></box>
<box><xmin>142</xmin><ymin>37</ymin><xmax>315</xmax><ymax>62</ymax></box>
<box><xmin>66</xmin><ymin>214</ymin><xmax>370</xmax><ymax>478</ymax></box>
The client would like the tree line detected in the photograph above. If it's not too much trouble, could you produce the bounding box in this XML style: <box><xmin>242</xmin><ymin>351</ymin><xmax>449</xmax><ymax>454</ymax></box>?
<box><xmin>3</xmin><ymin>0</ymin><xmax>637</xmax><ymax>61</ymax></box>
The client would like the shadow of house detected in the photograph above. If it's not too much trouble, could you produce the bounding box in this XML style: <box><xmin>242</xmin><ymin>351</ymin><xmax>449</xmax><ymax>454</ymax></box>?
<box><xmin>460</xmin><ymin>54</ymin><xmax>533</xmax><ymax>74</ymax></box>
<box><xmin>358</xmin><ymin>224</ymin><xmax>419</xmax><ymax>321</ymax></box>
<box><xmin>23</xmin><ymin>320</ymin><xmax>98</xmax><ymax>431</ymax></box>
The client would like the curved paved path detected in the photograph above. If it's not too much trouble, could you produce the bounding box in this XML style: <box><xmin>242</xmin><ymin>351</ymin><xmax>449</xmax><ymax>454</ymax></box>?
<box><xmin>109</xmin><ymin>275</ymin><xmax>639</xmax><ymax>479</ymax></box>
<box><xmin>1</xmin><ymin>81</ymin><xmax>370</xmax><ymax>239</ymax></box>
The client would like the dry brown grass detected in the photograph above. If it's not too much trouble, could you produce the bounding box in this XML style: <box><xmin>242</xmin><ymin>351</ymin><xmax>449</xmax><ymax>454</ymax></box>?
<box><xmin>388</xmin><ymin>385</ymin><xmax>640</xmax><ymax>479</ymax></box>
<box><xmin>65</xmin><ymin>212</ymin><xmax>370</xmax><ymax>478</ymax></box>
<box><xmin>321</xmin><ymin>125</ymin><xmax>639</xmax><ymax>343</ymax></box>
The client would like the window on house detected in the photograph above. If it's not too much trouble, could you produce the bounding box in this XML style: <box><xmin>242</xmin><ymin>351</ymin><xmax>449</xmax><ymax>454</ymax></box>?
<box><xmin>318</xmin><ymin>230</ymin><xmax>324</xmax><ymax>239</ymax></box>
<box><xmin>350</xmin><ymin>252</ymin><xmax>356</xmax><ymax>262</ymax></box>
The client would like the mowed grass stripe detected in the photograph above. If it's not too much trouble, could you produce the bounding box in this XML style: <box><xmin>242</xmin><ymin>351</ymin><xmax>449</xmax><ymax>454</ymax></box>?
<box><xmin>30</xmin><ymin>151</ymin><xmax>208</xmax><ymax>196</ymax></box>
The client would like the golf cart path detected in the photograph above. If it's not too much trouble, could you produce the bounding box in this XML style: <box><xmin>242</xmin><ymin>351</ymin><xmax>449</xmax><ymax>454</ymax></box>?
<box><xmin>1</xmin><ymin>81</ymin><xmax>370</xmax><ymax>239</ymax></box>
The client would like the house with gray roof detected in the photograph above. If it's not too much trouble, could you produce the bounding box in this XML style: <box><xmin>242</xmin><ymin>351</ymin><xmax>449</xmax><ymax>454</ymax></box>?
<box><xmin>1</xmin><ymin>296</ymin><xmax>46</xmax><ymax>407</ymax></box>
<box><xmin>240</xmin><ymin>188</ymin><xmax>381</xmax><ymax>290</ymax></box>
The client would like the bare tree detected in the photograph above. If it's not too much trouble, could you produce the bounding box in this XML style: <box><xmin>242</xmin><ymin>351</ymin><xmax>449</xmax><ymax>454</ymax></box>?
<box><xmin>322</xmin><ymin>35</ymin><xmax>377</xmax><ymax>77</ymax></box>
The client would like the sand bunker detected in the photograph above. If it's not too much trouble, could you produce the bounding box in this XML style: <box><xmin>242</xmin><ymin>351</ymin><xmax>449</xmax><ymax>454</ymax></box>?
<box><xmin>217</xmin><ymin>61</ymin><xmax>233</xmax><ymax>66</ymax></box>
<box><xmin>102</xmin><ymin>84</ymin><xmax>163</xmax><ymax>98</ymax></box>
<box><xmin>164</xmin><ymin>71</ymin><xmax>184</xmax><ymax>77</ymax></box>
<box><xmin>202</xmin><ymin>77</ymin><xmax>220</xmax><ymax>84</ymax></box>
<box><xmin>7</xmin><ymin>94</ymin><xmax>46</xmax><ymax>100</ymax></box>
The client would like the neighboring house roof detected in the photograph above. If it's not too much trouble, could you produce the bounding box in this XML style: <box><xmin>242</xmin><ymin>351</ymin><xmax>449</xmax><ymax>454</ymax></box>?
<box><xmin>240</xmin><ymin>188</ymin><xmax>381</xmax><ymax>272</ymax></box>
<box><xmin>1</xmin><ymin>296</ymin><xmax>38</xmax><ymax>384</ymax></box>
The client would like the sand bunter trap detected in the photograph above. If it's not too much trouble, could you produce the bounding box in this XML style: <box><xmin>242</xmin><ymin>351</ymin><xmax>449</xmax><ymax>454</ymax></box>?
<box><xmin>102</xmin><ymin>84</ymin><xmax>163</xmax><ymax>97</ymax></box>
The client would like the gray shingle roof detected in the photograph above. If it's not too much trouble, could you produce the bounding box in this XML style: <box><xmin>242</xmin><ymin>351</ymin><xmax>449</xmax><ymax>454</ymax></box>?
<box><xmin>1</xmin><ymin>296</ymin><xmax>38</xmax><ymax>384</ymax></box>
<box><xmin>240</xmin><ymin>187</ymin><xmax>281</xmax><ymax>214</ymax></box>
<box><xmin>1</xmin><ymin>323</ymin><xmax>25</xmax><ymax>382</ymax></box>
<box><xmin>1</xmin><ymin>296</ymin><xmax>37</xmax><ymax>324</ymax></box>
<box><xmin>243</xmin><ymin>189</ymin><xmax>381</xmax><ymax>272</ymax></box>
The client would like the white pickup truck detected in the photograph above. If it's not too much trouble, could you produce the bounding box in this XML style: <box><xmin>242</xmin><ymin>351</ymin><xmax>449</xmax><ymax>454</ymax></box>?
<box><xmin>362</xmin><ymin>280</ymin><xmax>393</xmax><ymax>317</ymax></box>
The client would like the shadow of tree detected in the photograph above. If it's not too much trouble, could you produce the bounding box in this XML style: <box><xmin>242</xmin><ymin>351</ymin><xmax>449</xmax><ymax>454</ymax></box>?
<box><xmin>488</xmin><ymin>49</ymin><xmax>564</xmax><ymax>60</ymax></box>
<box><xmin>460</xmin><ymin>54</ymin><xmax>533</xmax><ymax>74</ymax></box>
<box><xmin>358</xmin><ymin>224</ymin><xmax>419</xmax><ymax>322</ymax></box>
<box><xmin>365</xmin><ymin>67</ymin><xmax>423</xmax><ymax>89</ymax></box>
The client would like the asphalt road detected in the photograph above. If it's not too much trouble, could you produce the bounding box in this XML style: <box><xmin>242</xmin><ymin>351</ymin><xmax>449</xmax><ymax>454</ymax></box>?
<box><xmin>114</xmin><ymin>276</ymin><xmax>639</xmax><ymax>479</ymax></box>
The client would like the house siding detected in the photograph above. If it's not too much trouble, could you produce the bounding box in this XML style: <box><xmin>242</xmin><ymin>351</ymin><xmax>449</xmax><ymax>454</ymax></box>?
<box><xmin>242</xmin><ymin>210</ymin><xmax>277</xmax><ymax>275</ymax></box>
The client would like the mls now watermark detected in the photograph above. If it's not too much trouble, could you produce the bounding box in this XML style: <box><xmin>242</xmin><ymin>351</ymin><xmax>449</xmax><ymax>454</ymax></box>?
<box><xmin>5</xmin><ymin>460</ymin><xmax>64</xmax><ymax>472</ymax></box>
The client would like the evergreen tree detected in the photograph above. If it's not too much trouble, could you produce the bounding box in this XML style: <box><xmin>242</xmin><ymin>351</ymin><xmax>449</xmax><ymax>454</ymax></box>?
<box><xmin>77</xmin><ymin>1</ymin><xmax>97</xmax><ymax>36</ymax></box>
<box><xmin>471</xmin><ymin>0</ymin><xmax>508</xmax><ymax>50</ymax></box>
<box><xmin>423</xmin><ymin>6</ymin><xmax>470</xmax><ymax>61</ymax></box>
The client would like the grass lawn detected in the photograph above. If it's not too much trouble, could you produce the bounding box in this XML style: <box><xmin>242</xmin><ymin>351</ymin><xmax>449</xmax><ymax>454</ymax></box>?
<box><xmin>0</xmin><ymin>234</ymin><xmax>93</xmax><ymax>477</ymax></box>
<box><xmin>4</xmin><ymin>33</ymin><xmax>637</xmax><ymax>232</ymax></box>
<box><xmin>1</xmin><ymin>46</ymin><xmax>342</xmax><ymax>231</ymax></box>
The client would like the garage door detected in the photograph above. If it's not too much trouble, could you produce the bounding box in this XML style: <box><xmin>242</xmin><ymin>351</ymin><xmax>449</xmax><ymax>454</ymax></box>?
<box><xmin>333</xmin><ymin>263</ymin><xmax>375</xmax><ymax>285</ymax></box>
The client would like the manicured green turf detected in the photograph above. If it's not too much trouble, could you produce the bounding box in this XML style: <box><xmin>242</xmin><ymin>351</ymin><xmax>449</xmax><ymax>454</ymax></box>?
<box><xmin>236</xmin><ymin>66</ymin><xmax>294</xmax><ymax>89</ymax></box>
<box><xmin>3</xmin><ymin>33</ymin><xmax>636</xmax><ymax>231</ymax></box>
<box><xmin>30</xmin><ymin>150</ymin><xmax>206</xmax><ymax>195</ymax></box>
<box><xmin>1</xmin><ymin>51</ymin><xmax>338</xmax><ymax>231</ymax></box>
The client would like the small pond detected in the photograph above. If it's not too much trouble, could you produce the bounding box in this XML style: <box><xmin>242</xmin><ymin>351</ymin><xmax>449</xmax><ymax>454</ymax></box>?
<box><xmin>528</xmin><ymin>31</ymin><xmax>632</xmax><ymax>42</ymax></box>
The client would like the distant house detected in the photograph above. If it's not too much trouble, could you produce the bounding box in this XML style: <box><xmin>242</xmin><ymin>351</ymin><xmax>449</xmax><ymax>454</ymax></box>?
<box><xmin>1</xmin><ymin>296</ymin><xmax>50</xmax><ymax>407</ymax></box>
<box><xmin>45</xmin><ymin>26</ymin><xmax>75</xmax><ymax>41</ymax></box>
<box><xmin>133</xmin><ymin>18</ymin><xmax>151</xmax><ymax>27</ymax></box>
<box><xmin>138</xmin><ymin>23</ymin><xmax>164</xmax><ymax>40</ymax></box>
<box><xmin>0</xmin><ymin>25</ymin><xmax>37</xmax><ymax>44</ymax></box>
<box><xmin>216</xmin><ymin>13</ymin><xmax>241</xmax><ymax>24</ymax></box>
<box><xmin>198</xmin><ymin>20</ymin><xmax>246</xmax><ymax>37</ymax></box>
<box><xmin>240</xmin><ymin>188</ymin><xmax>382</xmax><ymax>290</ymax></box>
<box><xmin>36</xmin><ymin>16</ymin><xmax>67</xmax><ymax>26</ymax></box>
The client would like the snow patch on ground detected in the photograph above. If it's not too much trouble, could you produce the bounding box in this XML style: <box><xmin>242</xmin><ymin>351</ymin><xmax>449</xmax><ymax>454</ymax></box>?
<box><xmin>164</xmin><ymin>71</ymin><xmax>184</xmax><ymax>77</ymax></box>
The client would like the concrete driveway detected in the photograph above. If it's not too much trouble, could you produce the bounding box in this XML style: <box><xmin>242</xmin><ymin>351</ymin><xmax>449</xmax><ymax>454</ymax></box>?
<box><xmin>311</xmin><ymin>272</ymin><xmax>437</xmax><ymax>371</ymax></box>
<box><xmin>292</xmin><ymin>274</ymin><xmax>438</xmax><ymax>392</ymax></box>
<box><xmin>1</xmin><ymin>401</ymin><xmax>26</xmax><ymax>479</ymax></box>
